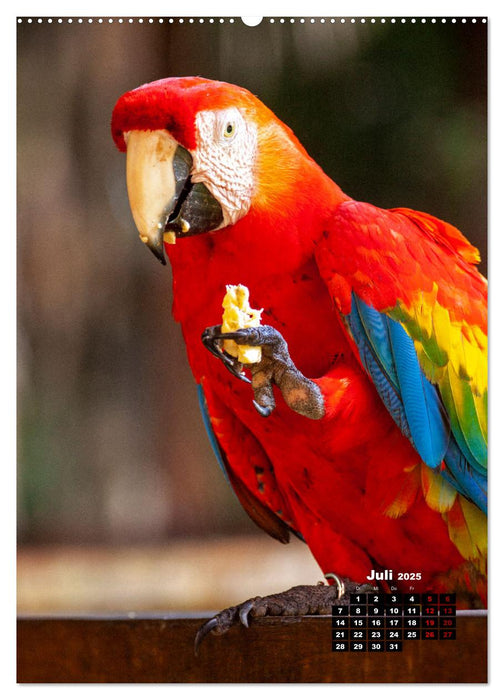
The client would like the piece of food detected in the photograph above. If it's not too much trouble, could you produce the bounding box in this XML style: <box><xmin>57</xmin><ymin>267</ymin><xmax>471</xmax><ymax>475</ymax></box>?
<box><xmin>221</xmin><ymin>284</ymin><xmax>263</xmax><ymax>364</ymax></box>
<box><xmin>163</xmin><ymin>230</ymin><xmax>177</xmax><ymax>245</ymax></box>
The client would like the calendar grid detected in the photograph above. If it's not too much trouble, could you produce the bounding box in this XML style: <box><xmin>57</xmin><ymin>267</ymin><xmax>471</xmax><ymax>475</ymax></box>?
<box><xmin>332</xmin><ymin>592</ymin><xmax>456</xmax><ymax>652</ymax></box>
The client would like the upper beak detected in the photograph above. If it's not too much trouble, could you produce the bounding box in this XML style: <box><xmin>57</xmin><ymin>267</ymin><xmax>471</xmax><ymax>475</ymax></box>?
<box><xmin>124</xmin><ymin>130</ymin><xmax>223</xmax><ymax>264</ymax></box>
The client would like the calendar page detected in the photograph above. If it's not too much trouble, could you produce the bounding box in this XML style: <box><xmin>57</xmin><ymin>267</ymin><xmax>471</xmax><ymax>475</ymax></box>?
<box><xmin>17</xmin><ymin>9</ymin><xmax>488</xmax><ymax>684</ymax></box>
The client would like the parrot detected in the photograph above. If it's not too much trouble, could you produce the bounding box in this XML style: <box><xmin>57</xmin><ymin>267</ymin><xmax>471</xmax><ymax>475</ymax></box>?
<box><xmin>111</xmin><ymin>76</ymin><xmax>487</xmax><ymax>640</ymax></box>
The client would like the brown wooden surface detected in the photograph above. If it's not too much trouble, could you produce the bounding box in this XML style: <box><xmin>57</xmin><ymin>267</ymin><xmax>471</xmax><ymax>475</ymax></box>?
<box><xmin>17</xmin><ymin>612</ymin><xmax>487</xmax><ymax>683</ymax></box>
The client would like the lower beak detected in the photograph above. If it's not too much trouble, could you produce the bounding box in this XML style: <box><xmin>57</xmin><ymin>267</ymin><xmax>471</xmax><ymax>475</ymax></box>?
<box><xmin>125</xmin><ymin>130</ymin><xmax>223</xmax><ymax>264</ymax></box>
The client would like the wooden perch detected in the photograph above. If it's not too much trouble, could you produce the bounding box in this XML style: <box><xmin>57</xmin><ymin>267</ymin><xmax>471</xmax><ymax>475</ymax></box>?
<box><xmin>17</xmin><ymin>612</ymin><xmax>487</xmax><ymax>683</ymax></box>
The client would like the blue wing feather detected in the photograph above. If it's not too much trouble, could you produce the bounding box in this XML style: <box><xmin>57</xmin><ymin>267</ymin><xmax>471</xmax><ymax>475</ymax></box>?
<box><xmin>347</xmin><ymin>300</ymin><xmax>410</xmax><ymax>437</ymax></box>
<box><xmin>197</xmin><ymin>383</ymin><xmax>231</xmax><ymax>486</ymax></box>
<box><xmin>443</xmin><ymin>438</ymin><xmax>487</xmax><ymax>511</ymax></box>
<box><xmin>387</xmin><ymin>318</ymin><xmax>450</xmax><ymax>468</ymax></box>
<box><xmin>347</xmin><ymin>294</ymin><xmax>486</xmax><ymax>513</ymax></box>
<box><xmin>353</xmin><ymin>293</ymin><xmax>400</xmax><ymax>390</ymax></box>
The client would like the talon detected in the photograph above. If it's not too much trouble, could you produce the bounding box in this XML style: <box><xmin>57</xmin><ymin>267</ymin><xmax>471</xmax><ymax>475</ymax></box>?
<box><xmin>194</xmin><ymin>616</ymin><xmax>219</xmax><ymax>656</ymax></box>
<box><xmin>202</xmin><ymin>326</ymin><xmax>251</xmax><ymax>384</ymax></box>
<box><xmin>201</xmin><ymin>327</ymin><xmax>224</xmax><ymax>360</ymax></box>
<box><xmin>222</xmin><ymin>355</ymin><xmax>252</xmax><ymax>384</ymax></box>
<box><xmin>239</xmin><ymin>600</ymin><xmax>255</xmax><ymax>628</ymax></box>
<box><xmin>253</xmin><ymin>400</ymin><xmax>273</xmax><ymax>417</ymax></box>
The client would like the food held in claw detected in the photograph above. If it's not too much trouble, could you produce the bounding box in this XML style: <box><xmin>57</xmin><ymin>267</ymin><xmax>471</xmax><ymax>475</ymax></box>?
<box><xmin>221</xmin><ymin>284</ymin><xmax>263</xmax><ymax>364</ymax></box>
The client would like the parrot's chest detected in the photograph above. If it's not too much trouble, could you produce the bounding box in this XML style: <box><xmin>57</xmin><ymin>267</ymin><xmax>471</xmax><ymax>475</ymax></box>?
<box><xmin>172</xmin><ymin>248</ymin><xmax>351</xmax><ymax>381</ymax></box>
<box><xmin>169</xmin><ymin>237</ymin><xmax>382</xmax><ymax>509</ymax></box>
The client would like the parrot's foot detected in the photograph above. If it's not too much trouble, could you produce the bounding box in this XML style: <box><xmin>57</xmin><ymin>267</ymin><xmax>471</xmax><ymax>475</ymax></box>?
<box><xmin>201</xmin><ymin>324</ymin><xmax>325</xmax><ymax>419</ymax></box>
<box><xmin>194</xmin><ymin>577</ymin><xmax>366</xmax><ymax>654</ymax></box>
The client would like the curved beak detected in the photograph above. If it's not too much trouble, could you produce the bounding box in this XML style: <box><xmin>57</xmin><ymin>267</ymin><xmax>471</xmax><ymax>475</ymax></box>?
<box><xmin>124</xmin><ymin>130</ymin><xmax>223</xmax><ymax>264</ymax></box>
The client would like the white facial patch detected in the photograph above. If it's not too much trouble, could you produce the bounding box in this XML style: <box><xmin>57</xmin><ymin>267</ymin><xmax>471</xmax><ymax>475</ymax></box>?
<box><xmin>191</xmin><ymin>108</ymin><xmax>257</xmax><ymax>228</ymax></box>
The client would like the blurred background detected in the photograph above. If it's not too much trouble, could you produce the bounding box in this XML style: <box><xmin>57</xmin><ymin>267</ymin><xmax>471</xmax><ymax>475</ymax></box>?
<box><xmin>17</xmin><ymin>16</ymin><xmax>487</xmax><ymax>612</ymax></box>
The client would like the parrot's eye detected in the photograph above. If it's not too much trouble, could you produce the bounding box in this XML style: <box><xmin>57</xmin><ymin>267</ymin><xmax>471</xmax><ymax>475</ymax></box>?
<box><xmin>223</xmin><ymin>121</ymin><xmax>236</xmax><ymax>139</ymax></box>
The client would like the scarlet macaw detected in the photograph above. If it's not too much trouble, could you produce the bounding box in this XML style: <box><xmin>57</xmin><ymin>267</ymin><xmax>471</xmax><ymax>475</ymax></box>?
<box><xmin>111</xmin><ymin>77</ymin><xmax>487</xmax><ymax>633</ymax></box>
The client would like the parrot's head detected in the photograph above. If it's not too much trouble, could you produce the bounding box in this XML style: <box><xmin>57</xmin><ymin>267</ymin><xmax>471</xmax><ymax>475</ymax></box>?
<box><xmin>111</xmin><ymin>76</ymin><xmax>315</xmax><ymax>264</ymax></box>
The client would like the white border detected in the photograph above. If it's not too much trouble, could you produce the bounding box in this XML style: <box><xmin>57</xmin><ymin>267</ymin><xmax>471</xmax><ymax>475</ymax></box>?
<box><xmin>6</xmin><ymin>2</ymin><xmax>501</xmax><ymax>695</ymax></box>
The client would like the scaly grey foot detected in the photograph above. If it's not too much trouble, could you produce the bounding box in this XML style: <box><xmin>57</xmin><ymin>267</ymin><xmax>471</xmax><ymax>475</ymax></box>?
<box><xmin>201</xmin><ymin>324</ymin><xmax>325</xmax><ymax>419</ymax></box>
<box><xmin>194</xmin><ymin>577</ymin><xmax>372</xmax><ymax>654</ymax></box>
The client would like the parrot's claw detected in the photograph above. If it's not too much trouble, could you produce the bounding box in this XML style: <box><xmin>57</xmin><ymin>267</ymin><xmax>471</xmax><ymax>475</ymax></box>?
<box><xmin>253</xmin><ymin>399</ymin><xmax>274</xmax><ymax>417</ymax></box>
<box><xmin>202</xmin><ymin>324</ymin><xmax>326</xmax><ymax>420</ymax></box>
<box><xmin>239</xmin><ymin>600</ymin><xmax>255</xmax><ymax>628</ymax></box>
<box><xmin>201</xmin><ymin>325</ymin><xmax>251</xmax><ymax>384</ymax></box>
<box><xmin>194</xmin><ymin>617</ymin><xmax>220</xmax><ymax>654</ymax></box>
<box><xmin>194</xmin><ymin>579</ymin><xmax>364</xmax><ymax>655</ymax></box>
